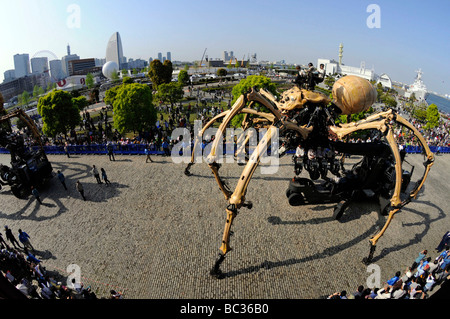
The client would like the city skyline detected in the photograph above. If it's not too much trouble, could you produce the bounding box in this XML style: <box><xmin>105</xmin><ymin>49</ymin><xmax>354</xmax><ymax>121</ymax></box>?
<box><xmin>1</xmin><ymin>0</ymin><xmax>449</xmax><ymax>95</ymax></box>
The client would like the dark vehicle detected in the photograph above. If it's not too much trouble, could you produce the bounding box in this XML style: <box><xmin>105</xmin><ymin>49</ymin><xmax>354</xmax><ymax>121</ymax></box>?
<box><xmin>0</xmin><ymin>109</ymin><xmax>53</xmax><ymax>199</ymax></box>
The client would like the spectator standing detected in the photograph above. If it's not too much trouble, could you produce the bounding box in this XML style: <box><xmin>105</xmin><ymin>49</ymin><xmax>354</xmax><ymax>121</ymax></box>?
<box><xmin>76</xmin><ymin>181</ymin><xmax>86</xmax><ymax>201</ymax></box>
<box><xmin>162</xmin><ymin>139</ymin><xmax>170</xmax><ymax>156</ymax></box>
<box><xmin>414</xmin><ymin>260</ymin><xmax>428</xmax><ymax>278</ymax></box>
<box><xmin>4</xmin><ymin>226</ymin><xmax>22</xmax><ymax>249</ymax></box>
<box><xmin>351</xmin><ymin>285</ymin><xmax>364</xmax><ymax>299</ymax></box>
<box><xmin>387</xmin><ymin>271</ymin><xmax>401</xmax><ymax>286</ymax></box>
<box><xmin>423</xmin><ymin>273</ymin><xmax>436</xmax><ymax>292</ymax></box>
<box><xmin>101</xmin><ymin>168</ymin><xmax>111</xmax><ymax>185</ymax></box>
<box><xmin>57</xmin><ymin>171</ymin><xmax>67</xmax><ymax>190</ymax></box>
<box><xmin>31</xmin><ymin>186</ymin><xmax>43</xmax><ymax>204</ymax></box>
<box><xmin>411</xmin><ymin>250</ymin><xmax>427</xmax><ymax>270</ymax></box>
<box><xmin>18</xmin><ymin>229</ymin><xmax>35</xmax><ymax>252</ymax></box>
<box><xmin>436</xmin><ymin>231</ymin><xmax>450</xmax><ymax>252</ymax></box>
<box><xmin>92</xmin><ymin>165</ymin><xmax>102</xmax><ymax>184</ymax></box>
<box><xmin>0</xmin><ymin>232</ymin><xmax>10</xmax><ymax>250</ymax></box>
<box><xmin>110</xmin><ymin>290</ymin><xmax>124</xmax><ymax>299</ymax></box>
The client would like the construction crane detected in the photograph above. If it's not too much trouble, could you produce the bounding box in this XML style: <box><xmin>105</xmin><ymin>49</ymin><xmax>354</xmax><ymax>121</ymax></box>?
<box><xmin>200</xmin><ymin>48</ymin><xmax>207</xmax><ymax>67</ymax></box>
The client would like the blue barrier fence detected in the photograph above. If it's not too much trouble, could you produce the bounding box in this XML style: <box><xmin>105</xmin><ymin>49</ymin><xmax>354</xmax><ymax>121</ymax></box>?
<box><xmin>0</xmin><ymin>144</ymin><xmax>449</xmax><ymax>156</ymax></box>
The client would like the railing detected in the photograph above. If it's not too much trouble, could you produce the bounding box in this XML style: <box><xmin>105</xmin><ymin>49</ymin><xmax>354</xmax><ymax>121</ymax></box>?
<box><xmin>0</xmin><ymin>144</ymin><xmax>449</xmax><ymax>156</ymax></box>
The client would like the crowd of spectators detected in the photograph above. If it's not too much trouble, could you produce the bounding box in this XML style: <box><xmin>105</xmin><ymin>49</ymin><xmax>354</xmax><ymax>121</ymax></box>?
<box><xmin>0</xmin><ymin>225</ymin><xmax>123</xmax><ymax>299</ymax></box>
<box><xmin>327</xmin><ymin>235</ymin><xmax>450</xmax><ymax>299</ymax></box>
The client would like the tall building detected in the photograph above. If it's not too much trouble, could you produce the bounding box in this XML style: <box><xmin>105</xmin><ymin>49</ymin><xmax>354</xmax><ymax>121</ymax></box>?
<box><xmin>3</xmin><ymin>70</ymin><xmax>16</xmax><ymax>83</ymax></box>
<box><xmin>49</xmin><ymin>59</ymin><xmax>63</xmax><ymax>81</ymax></box>
<box><xmin>61</xmin><ymin>54</ymin><xmax>80</xmax><ymax>77</ymax></box>
<box><xmin>105</xmin><ymin>32</ymin><xmax>124</xmax><ymax>70</ymax></box>
<box><xmin>167</xmin><ymin>52</ymin><xmax>171</xmax><ymax>61</ymax></box>
<box><xmin>0</xmin><ymin>74</ymin><xmax>42</xmax><ymax>101</ymax></box>
<box><xmin>222</xmin><ymin>51</ymin><xmax>235</xmax><ymax>63</ymax></box>
<box><xmin>95</xmin><ymin>58</ymin><xmax>106</xmax><ymax>67</ymax></box>
<box><xmin>31</xmin><ymin>57</ymin><xmax>49</xmax><ymax>74</ymax></box>
<box><xmin>158</xmin><ymin>52</ymin><xmax>162</xmax><ymax>61</ymax></box>
<box><xmin>68</xmin><ymin>58</ymin><xmax>97</xmax><ymax>76</ymax></box>
<box><xmin>14</xmin><ymin>54</ymin><xmax>30</xmax><ymax>78</ymax></box>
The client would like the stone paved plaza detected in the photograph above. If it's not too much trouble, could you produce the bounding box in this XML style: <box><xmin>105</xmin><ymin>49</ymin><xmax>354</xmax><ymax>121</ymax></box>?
<box><xmin>0</xmin><ymin>152</ymin><xmax>449</xmax><ymax>299</ymax></box>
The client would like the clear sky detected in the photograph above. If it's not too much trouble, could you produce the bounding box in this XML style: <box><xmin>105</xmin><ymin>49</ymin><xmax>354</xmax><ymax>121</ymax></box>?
<box><xmin>1</xmin><ymin>0</ymin><xmax>449</xmax><ymax>94</ymax></box>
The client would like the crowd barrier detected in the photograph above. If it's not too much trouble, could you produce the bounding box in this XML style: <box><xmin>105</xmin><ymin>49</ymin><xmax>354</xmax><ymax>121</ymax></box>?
<box><xmin>0</xmin><ymin>144</ymin><xmax>449</xmax><ymax>156</ymax></box>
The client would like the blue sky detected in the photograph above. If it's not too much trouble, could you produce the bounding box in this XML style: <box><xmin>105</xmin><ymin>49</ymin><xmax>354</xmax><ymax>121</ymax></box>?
<box><xmin>1</xmin><ymin>0</ymin><xmax>449</xmax><ymax>94</ymax></box>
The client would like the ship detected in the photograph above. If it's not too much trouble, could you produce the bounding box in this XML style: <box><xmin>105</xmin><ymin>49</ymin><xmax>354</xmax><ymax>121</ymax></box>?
<box><xmin>406</xmin><ymin>69</ymin><xmax>428</xmax><ymax>100</ymax></box>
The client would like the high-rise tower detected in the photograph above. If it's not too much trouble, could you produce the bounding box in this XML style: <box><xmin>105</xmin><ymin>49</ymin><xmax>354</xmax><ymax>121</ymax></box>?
<box><xmin>105</xmin><ymin>32</ymin><xmax>124</xmax><ymax>70</ymax></box>
<box><xmin>13</xmin><ymin>54</ymin><xmax>30</xmax><ymax>78</ymax></box>
<box><xmin>339</xmin><ymin>43</ymin><xmax>343</xmax><ymax>65</ymax></box>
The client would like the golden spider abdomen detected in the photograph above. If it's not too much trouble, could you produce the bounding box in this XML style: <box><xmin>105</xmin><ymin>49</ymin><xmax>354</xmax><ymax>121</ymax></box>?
<box><xmin>332</xmin><ymin>75</ymin><xmax>377</xmax><ymax>115</ymax></box>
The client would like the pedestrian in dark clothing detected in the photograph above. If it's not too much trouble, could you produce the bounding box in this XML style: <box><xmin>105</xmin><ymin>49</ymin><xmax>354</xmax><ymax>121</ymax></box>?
<box><xmin>31</xmin><ymin>186</ymin><xmax>42</xmax><ymax>204</ymax></box>
<box><xmin>0</xmin><ymin>232</ymin><xmax>10</xmax><ymax>250</ymax></box>
<box><xmin>57</xmin><ymin>171</ymin><xmax>67</xmax><ymax>190</ymax></box>
<box><xmin>92</xmin><ymin>165</ymin><xmax>102</xmax><ymax>184</ymax></box>
<box><xmin>107</xmin><ymin>143</ymin><xmax>115</xmax><ymax>161</ymax></box>
<box><xmin>18</xmin><ymin>229</ymin><xmax>35</xmax><ymax>252</ymax></box>
<box><xmin>436</xmin><ymin>231</ymin><xmax>450</xmax><ymax>252</ymax></box>
<box><xmin>64</xmin><ymin>143</ymin><xmax>70</xmax><ymax>158</ymax></box>
<box><xmin>4</xmin><ymin>226</ymin><xmax>22</xmax><ymax>249</ymax></box>
<box><xmin>101</xmin><ymin>168</ymin><xmax>111</xmax><ymax>185</ymax></box>
<box><xmin>76</xmin><ymin>181</ymin><xmax>86</xmax><ymax>201</ymax></box>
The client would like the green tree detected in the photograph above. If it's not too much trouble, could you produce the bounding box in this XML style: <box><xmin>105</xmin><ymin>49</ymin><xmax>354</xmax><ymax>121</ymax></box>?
<box><xmin>380</xmin><ymin>94</ymin><xmax>397</xmax><ymax>108</ymax></box>
<box><xmin>178</xmin><ymin>70</ymin><xmax>189</xmax><ymax>86</ymax></box>
<box><xmin>72</xmin><ymin>95</ymin><xmax>89</xmax><ymax>111</ymax></box>
<box><xmin>217</xmin><ymin>68</ymin><xmax>227</xmax><ymax>77</ymax></box>
<box><xmin>37</xmin><ymin>90</ymin><xmax>81</xmax><ymax>138</ymax></box>
<box><xmin>324</xmin><ymin>75</ymin><xmax>335</xmax><ymax>89</ymax></box>
<box><xmin>104</xmin><ymin>85</ymin><xmax>122</xmax><ymax>106</ymax></box>
<box><xmin>148</xmin><ymin>59</ymin><xmax>165</xmax><ymax>89</ymax></box>
<box><xmin>155</xmin><ymin>82</ymin><xmax>184</xmax><ymax>106</ymax></box>
<box><xmin>122</xmin><ymin>76</ymin><xmax>133</xmax><ymax>84</ymax></box>
<box><xmin>425</xmin><ymin>103</ymin><xmax>440</xmax><ymax>129</ymax></box>
<box><xmin>230</xmin><ymin>75</ymin><xmax>278</xmax><ymax>127</ymax></box>
<box><xmin>86</xmin><ymin>73</ymin><xmax>94</xmax><ymax>89</ymax></box>
<box><xmin>413</xmin><ymin>107</ymin><xmax>427</xmax><ymax>122</ymax></box>
<box><xmin>33</xmin><ymin>85</ymin><xmax>40</xmax><ymax>98</ymax></box>
<box><xmin>111</xmin><ymin>69</ymin><xmax>119</xmax><ymax>81</ymax></box>
<box><xmin>162</xmin><ymin>60</ymin><xmax>173</xmax><ymax>84</ymax></box>
<box><xmin>21</xmin><ymin>91</ymin><xmax>30</xmax><ymax>108</ymax></box>
<box><xmin>231</xmin><ymin>75</ymin><xmax>277</xmax><ymax>104</ymax></box>
<box><xmin>337</xmin><ymin>106</ymin><xmax>375</xmax><ymax>124</ymax></box>
<box><xmin>148</xmin><ymin>59</ymin><xmax>173</xmax><ymax>89</ymax></box>
<box><xmin>112</xmin><ymin>83</ymin><xmax>157</xmax><ymax>134</ymax></box>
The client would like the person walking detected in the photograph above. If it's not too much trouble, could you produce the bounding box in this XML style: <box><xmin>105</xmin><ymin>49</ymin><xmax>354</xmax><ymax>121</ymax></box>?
<box><xmin>76</xmin><ymin>181</ymin><xmax>86</xmax><ymax>201</ymax></box>
<box><xmin>100</xmin><ymin>168</ymin><xmax>111</xmax><ymax>185</ymax></box>
<box><xmin>18</xmin><ymin>229</ymin><xmax>35</xmax><ymax>252</ymax></box>
<box><xmin>31</xmin><ymin>186</ymin><xmax>42</xmax><ymax>204</ymax></box>
<box><xmin>92</xmin><ymin>165</ymin><xmax>102</xmax><ymax>184</ymax></box>
<box><xmin>4</xmin><ymin>226</ymin><xmax>22</xmax><ymax>249</ymax></box>
<box><xmin>64</xmin><ymin>142</ymin><xmax>70</xmax><ymax>158</ymax></box>
<box><xmin>57</xmin><ymin>171</ymin><xmax>68</xmax><ymax>190</ymax></box>
<box><xmin>145</xmin><ymin>145</ymin><xmax>154</xmax><ymax>163</ymax></box>
<box><xmin>107</xmin><ymin>142</ymin><xmax>115</xmax><ymax>161</ymax></box>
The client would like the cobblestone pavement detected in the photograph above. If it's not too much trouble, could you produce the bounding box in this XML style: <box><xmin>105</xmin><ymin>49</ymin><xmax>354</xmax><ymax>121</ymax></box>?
<box><xmin>0</xmin><ymin>152</ymin><xmax>449</xmax><ymax>299</ymax></box>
